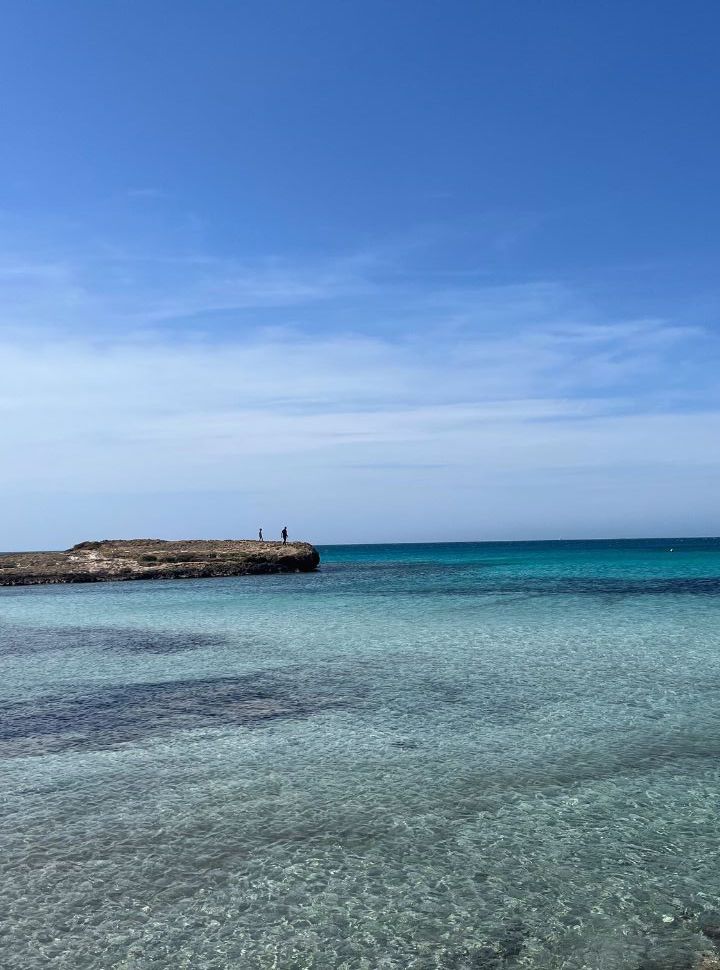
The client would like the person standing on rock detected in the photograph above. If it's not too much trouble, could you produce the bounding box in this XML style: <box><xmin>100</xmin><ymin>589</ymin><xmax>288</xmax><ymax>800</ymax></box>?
<box><xmin>258</xmin><ymin>528</ymin><xmax>263</xmax><ymax>542</ymax></box>
<box><xmin>281</xmin><ymin>526</ymin><xmax>288</xmax><ymax>545</ymax></box>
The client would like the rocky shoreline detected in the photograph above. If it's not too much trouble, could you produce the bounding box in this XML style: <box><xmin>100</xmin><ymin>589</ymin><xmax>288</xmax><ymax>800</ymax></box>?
<box><xmin>0</xmin><ymin>539</ymin><xmax>320</xmax><ymax>586</ymax></box>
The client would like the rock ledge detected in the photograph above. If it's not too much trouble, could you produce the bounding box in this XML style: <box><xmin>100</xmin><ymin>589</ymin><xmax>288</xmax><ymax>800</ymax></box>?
<box><xmin>0</xmin><ymin>539</ymin><xmax>320</xmax><ymax>586</ymax></box>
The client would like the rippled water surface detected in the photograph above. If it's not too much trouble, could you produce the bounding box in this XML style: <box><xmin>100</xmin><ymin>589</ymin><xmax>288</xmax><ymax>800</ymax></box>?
<box><xmin>3</xmin><ymin>538</ymin><xmax>720</xmax><ymax>969</ymax></box>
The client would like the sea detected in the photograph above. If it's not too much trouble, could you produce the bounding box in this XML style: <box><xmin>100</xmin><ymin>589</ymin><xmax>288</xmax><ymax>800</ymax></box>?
<box><xmin>2</xmin><ymin>538</ymin><xmax>720</xmax><ymax>970</ymax></box>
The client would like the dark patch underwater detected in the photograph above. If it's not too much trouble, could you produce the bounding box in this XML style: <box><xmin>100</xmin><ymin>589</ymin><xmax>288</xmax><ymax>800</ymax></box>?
<box><xmin>0</xmin><ymin>624</ymin><xmax>231</xmax><ymax>656</ymax></box>
<box><xmin>0</xmin><ymin>670</ymin><xmax>351</xmax><ymax>757</ymax></box>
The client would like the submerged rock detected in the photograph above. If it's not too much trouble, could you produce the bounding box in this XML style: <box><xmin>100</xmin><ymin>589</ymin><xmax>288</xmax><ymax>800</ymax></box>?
<box><xmin>697</xmin><ymin>955</ymin><xmax>720</xmax><ymax>970</ymax></box>
<box><xmin>0</xmin><ymin>538</ymin><xmax>320</xmax><ymax>586</ymax></box>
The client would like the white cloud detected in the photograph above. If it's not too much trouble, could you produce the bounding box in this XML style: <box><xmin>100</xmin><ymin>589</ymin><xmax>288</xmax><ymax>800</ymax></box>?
<box><xmin>1</xmin><ymin>322</ymin><xmax>715</xmax><ymax>480</ymax></box>
<box><xmin>0</xmin><ymin>245</ymin><xmax>717</xmax><ymax>545</ymax></box>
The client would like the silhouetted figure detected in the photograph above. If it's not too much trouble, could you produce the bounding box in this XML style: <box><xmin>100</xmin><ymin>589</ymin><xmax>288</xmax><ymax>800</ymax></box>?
<box><xmin>258</xmin><ymin>528</ymin><xmax>263</xmax><ymax>542</ymax></box>
<box><xmin>281</xmin><ymin>526</ymin><xmax>288</xmax><ymax>545</ymax></box>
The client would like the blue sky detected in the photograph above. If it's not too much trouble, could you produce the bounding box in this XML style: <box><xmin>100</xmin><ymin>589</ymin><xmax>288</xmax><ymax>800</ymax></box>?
<box><xmin>1</xmin><ymin>0</ymin><xmax>719</xmax><ymax>546</ymax></box>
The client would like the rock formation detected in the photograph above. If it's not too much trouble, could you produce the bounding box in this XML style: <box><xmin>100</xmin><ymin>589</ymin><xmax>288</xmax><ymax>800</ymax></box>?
<box><xmin>0</xmin><ymin>539</ymin><xmax>320</xmax><ymax>586</ymax></box>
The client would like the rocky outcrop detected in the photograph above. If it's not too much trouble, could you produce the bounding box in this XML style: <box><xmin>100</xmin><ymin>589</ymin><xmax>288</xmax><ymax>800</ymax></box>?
<box><xmin>0</xmin><ymin>539</ymin><xmax>320</xmax><ymax>586</ymax></box>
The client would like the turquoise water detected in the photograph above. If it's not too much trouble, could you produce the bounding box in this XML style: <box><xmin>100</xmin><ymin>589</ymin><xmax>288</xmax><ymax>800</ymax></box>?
<box><xmin>2</xmin><ymin>538</ymin><xmax>720</xmax><ymax>969</ymax></box>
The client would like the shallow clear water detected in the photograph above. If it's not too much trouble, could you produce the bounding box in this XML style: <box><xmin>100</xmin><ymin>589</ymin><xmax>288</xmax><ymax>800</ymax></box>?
<box><xmin>2</xmin><ymin>538</ymin><xmax>720</xmax><ymax>969</ymax></box>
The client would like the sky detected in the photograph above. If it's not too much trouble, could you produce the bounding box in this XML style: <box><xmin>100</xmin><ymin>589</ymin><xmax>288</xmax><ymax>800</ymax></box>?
<box><xmin>1</xmin><ymin>0</ymin><xmax>719</xmax><ymax>547</ymax></box>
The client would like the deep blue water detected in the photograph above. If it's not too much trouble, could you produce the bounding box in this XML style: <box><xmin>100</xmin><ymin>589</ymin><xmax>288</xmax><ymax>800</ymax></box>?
<box><xmin>2</xmin><ymin>539</ymin><xmax>720</xmax><ymax>968</ymax></box>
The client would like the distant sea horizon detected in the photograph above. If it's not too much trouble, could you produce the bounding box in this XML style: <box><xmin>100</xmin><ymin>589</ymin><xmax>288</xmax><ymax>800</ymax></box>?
<box><xmin>4</xmin><ymin>533</ymin><xmax>720</xmax><ymax>556</ymax></box>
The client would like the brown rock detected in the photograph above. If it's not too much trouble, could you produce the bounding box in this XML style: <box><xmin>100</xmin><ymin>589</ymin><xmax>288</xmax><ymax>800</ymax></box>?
<box><xmin>0</xmin><ymin>538</ymin><xmax>320</xmax><ymax>586</ymax></box>
<box><xmin>697</xmin><ymin>954</ymin><xmax>720</xmax><ymax>970</ymax></box>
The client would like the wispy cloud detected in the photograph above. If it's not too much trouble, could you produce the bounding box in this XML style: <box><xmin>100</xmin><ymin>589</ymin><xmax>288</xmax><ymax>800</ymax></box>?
<box><xmin>0</xmin><ymin>239</ymin><xmax>717</xmax><ymax>544</ymax></box>
<box><xmin>0</xmin><ymin>250</ymin><xmax>374</xmax><ymax>333</ymax></box>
